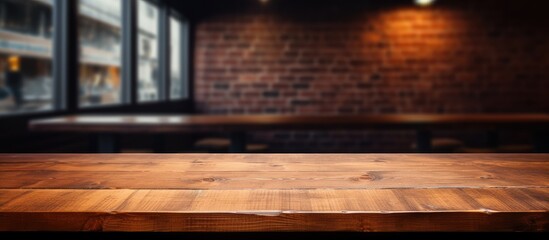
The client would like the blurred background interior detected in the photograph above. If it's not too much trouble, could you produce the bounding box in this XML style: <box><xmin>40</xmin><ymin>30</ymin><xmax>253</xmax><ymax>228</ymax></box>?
<box><xmin>0</xmin><ymin>0</ymin><xmax>547</xmax><ymax>154</ymax></box>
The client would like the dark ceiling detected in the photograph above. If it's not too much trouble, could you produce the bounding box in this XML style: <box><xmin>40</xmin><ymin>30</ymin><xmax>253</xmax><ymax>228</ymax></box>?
<box><xmin>164</xmin><ymin>0</ymin><xmax>549</xmax><ymax>23</ymax></box>
<box><xmin>163</xmin><ymin>0</ymin><xmax>407</xmax><ymax>20</ymax></box>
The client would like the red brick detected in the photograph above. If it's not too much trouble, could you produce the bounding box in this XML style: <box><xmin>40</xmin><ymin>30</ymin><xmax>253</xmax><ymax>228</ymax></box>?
<box><xmin>194</xmin><ymin>0</ymin><xmax>549</xmax><ymax>152</ymax></box>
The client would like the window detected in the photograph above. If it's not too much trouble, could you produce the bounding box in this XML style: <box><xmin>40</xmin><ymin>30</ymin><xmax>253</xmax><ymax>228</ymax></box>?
<box><xmin>169</xmin><ymin>14</ymin><xmax>188</xmax><ymax>100</ymax></box>
<box><xmin>0</xmin><ymin>0</ymin><xmax>54</xmax><ymax>114</ymax></box>
<box><xmin>137</xmin><ymin>0</ymin><xmax>160</xmax><ymax>103</ymax></box>
<box><xmin>0</xmin><ymin>0</ymin><xmax>188</xmax><ymax>116</ymax></box>
<box><xmin>78</xmin><ymin>0</ymin><xmax>123</xmax><ymax>107</ymax></box>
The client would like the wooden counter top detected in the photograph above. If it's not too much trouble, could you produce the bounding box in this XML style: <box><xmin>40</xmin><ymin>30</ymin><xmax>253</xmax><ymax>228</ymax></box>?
<box><xmin>0</xmin><ymin>154</ymin><xmax>547</xmax><ymax>232</ymax></box>
<box><xmin>29</xmin><ymin>114</ymin><xmax>549</xmax><ymax>133</ymax></box>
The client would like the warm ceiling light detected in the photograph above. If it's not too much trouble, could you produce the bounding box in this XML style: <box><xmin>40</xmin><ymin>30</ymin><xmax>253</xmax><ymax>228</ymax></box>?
<box><xmin>415</xmin><ymin>0</ymin><xmax>435</xmax><ymax>7</ymax></box>
<box><xmin>259</xmin><ymin>0</ymin><xmax>270</xmax><ymax>4</ymax></box>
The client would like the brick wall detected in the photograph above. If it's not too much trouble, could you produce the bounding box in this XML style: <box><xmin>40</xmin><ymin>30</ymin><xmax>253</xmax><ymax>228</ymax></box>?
<box><xmin>194</xmin><ymin>0</ymin><xmax>549</xmax><ymax>152</ymax></box>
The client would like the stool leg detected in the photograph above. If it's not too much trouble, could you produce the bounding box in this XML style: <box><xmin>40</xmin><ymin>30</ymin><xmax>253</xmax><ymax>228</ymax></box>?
<box><xmin>416</xmin><ymin>130</ymin><xmax>432</xmax><ymax>153</ymax></box>
<box><xmin>534</xmin><ymin>130</ymin><xmax>549</xmax><ymax>153</ymax></box>
<box><xmin>153</xmin><ymin>134</ymin><xmax>166</xmax><ymax>153</ymax></box>
<box><xmin>230</xmin><ymin>132</ymin><xmax>247</xmax><ymax>153</ymax></box>
<box><xmin>486</xmin><ymin>130</ymin><xmax>500</xmax><ymax>149</ymax></box>
<box><xmin>95</xmin><ymin>134</ymin><xmax>118</xmax><ymax>153</ymax></box>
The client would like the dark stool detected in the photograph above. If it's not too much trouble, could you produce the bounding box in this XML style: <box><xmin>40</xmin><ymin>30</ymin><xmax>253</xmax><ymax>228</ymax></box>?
<box><xmin>194</xmin><ymin>138</ymin><xmax>269</xmax><ymax>153</ymax></box>
<box><xmin>496</xmin><ymin>144</ymin><xmax>534</xmax><ymax>153</ymax></box>
<box><xmin>412</xmin><ymin>138</ymin><xmax>464</xmax><ymax>153</ymax></box>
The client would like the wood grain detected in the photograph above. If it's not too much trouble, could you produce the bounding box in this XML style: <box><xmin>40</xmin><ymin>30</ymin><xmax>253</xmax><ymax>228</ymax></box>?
<box><xmin>0</xmin><ymin>154</ymin><xmax>547</xmax><ymax>232</ymax></box>
<box><xmin>28</xmin><ymin>114</ymin><xmax>549</xmax><ymax>133</ymax></box>
<box><xmin>0</xmin><ymin>154</ymin><xmax>547</xmax><ymax>189</ymax></box>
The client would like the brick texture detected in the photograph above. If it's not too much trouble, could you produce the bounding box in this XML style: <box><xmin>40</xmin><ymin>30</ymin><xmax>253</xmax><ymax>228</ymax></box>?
<box><xmin>194</xmin><ymin>0</ymin><xmax>549</xmax><ymax>152</ymax></box>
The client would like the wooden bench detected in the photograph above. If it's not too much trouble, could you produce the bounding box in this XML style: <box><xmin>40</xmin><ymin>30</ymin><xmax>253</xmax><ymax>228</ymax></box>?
<box><xmin>0</xmin><ymin>154</ymin><xmax>547</xmax><ymax>232</ymax></box>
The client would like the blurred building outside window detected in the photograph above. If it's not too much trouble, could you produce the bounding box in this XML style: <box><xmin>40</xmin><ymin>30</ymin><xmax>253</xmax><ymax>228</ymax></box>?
<box><xmin>170</xmin><ymin>15</ymin><xmax>182</xmax><ymax>100</ymax></box>
<box><xmin>138</xmin><ymin>0</ymin><xmax>159</xmax><ymax>102</ymax></box>
<box><xmin>78</xmin><ymin>0</ymin><xmax>122</xmax><ymax>107</ymax></box>
<box><xmin>0</xmin><ymin>0</ymin><xmax>54</xmax><ymax>115</ymax></box>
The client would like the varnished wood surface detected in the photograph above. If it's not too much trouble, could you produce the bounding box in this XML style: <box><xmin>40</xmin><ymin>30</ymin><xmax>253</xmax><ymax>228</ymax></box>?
<box><xmin>0</xmin><ymin>154</ymin><xmax>547</xmax><ymax>232</ymax></box>
<box><xmin>28</xmin><ymin>114</ymin><xmax>549</xmax><ymax>133</ymax></box>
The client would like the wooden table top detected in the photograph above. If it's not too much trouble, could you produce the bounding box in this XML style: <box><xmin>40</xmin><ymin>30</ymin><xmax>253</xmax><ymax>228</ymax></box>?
<box><xmin>29</xmin><ymin>114</ymin><xmax>549</xmax><ymax>133</ymax></box>
<box><xmin>0</xmin><ymin>154</ymin><xmax>547</xmax><ymax>232</ymax></box>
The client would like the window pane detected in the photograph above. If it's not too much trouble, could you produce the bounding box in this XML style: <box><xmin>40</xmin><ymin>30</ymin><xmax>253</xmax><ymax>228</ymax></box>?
<box><xmin>138</xmin><ymin>0</ymin><xmax>159</xmax><ymax>102</ymax></box>
<box><xmin>0</xmin><ymin>0</ymin><xmax>54</xmax><ymax>114</ymax></box>
<box><xmin>170</xmin><ymin>16</ymin><xmax>183</xmax><ymax>100</ymax></box>
<box><xmin>78</xmin><ymin>0</ymin><xmax>122</xmax><ymax>107</ymax></box>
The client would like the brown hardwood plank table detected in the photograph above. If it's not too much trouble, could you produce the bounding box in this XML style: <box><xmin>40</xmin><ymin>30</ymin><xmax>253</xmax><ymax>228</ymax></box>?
<box><xmin>29</xmin><ymin>114</ymin><xmax>549</xmax><ymax>153</ymax></box>
<box><xmin>0</xmin><ymin>154</ymin><xmax>547</xmax><ymax>232</ymax></box>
